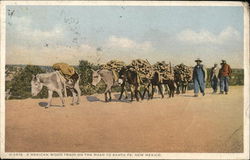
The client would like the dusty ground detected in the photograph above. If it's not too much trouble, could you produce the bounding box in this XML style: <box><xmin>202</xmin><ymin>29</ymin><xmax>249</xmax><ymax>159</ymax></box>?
<box><xmin>5</xmin><ymin>86</ymin><xmax>243</xmax><ymax>152</ymax></box>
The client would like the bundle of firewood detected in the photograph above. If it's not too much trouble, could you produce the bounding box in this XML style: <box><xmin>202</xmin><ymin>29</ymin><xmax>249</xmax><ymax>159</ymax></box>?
<box><xmin>100</xmin><ymin>60</ymin><xmax>126</xmax><ymax>72</ymax></box>
<box><xmin>129</xmin><ymin>59</ymin><xmax>153</xmax><ymax>79</ymax></box>
<box><xmin>153</xmin><ymin>61</ymin><xmax>174</xmax><ymax>80</ymax></box>
<box><xmin>174</xmin><ymin>63</ymin><xmax>193</xmax><ymax>82</ymax></box>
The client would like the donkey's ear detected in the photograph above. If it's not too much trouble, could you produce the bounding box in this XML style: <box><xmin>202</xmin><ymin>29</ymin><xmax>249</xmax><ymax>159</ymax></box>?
<box><xmin>32</xmin><ymin>75</ymin><xmax>36</xmax><ymax>80</ymax></box>
<box><xmin>34</xmin><ymin>75</ymin><xmax>41</xmax><ymax>82</ymax></box>
<box><xmin>97</xmin><ymin>69</ymin><xmax>102</xmax><ymax>73</ymax></box>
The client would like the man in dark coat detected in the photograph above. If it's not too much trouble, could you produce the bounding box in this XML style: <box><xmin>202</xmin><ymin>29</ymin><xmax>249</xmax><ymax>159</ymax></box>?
<box><xmin>210</xmin><ymin>63</ymin><xmax>220</xmax><ymax>93</ymax></box>
<box><xmin>219</xmin><ymin>60</ymin><xmax>232</xmax><ymax>94</ymax></box>
<box><xmin>193</xmin><ymin>58</ymin><xmax>207</xmax><ymax>97</ymax></box>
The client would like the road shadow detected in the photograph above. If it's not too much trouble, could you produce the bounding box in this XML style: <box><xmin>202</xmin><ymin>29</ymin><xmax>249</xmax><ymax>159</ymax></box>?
<box><xmin>113</xmin><ymin>92</ymin><xmax>165</xmax><ymax>101</ymax></box>
<box><xmin>87</xmin><ymin>93</ymin><xmax>147</xmax><ymax>103</ymax></box>
<box><xmin>113</xmin><ymin>93</ymin><xmax>131</xmax><ymax>103</ymax></box>
<box><xmin>86</xmin><ymin>96</ymin><xmax>100</xmax><ymax>102</ymax></box>
<box><xmin>86</xmin><ymin>95</ymin><xmax>129</xmax><ymax>103</ymax></box>
<box><xmin>114</xmin><ymin>93</ymin><xmax>128</xmax><ymax>100</ymax></box>
<box><xmin>38</xmin><ymin>102</ymin><xmax>62</xmax><ymax>108</ymax></box>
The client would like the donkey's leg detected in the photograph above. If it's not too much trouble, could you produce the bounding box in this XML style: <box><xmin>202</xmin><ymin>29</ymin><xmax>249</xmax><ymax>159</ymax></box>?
<box><xmin>162</xmin><ymin>84</ymin><xmax>165</xmax><ymax>95</ymax></box>
<box><xmin>135</xmin><ymin>85</ymin><xmax>140</xmax><ymax>101</ymax></box>
<box><xmin>76</xmin><ymin>88</ymin><xmax>81</xmax><ymax>104</ymax></box>
<box><xmin>74</xmin><ymin>82</ymin><xmax>81</xmax><ymax>104</ymax></box>
<box><xmin>63</xmin><ymin>82</ymin><xmax>67</xmax><ymax>98</ymax></box>
<box><xmin>104</xmin><ymin>85</ymin><xmax>112</xmax><ymax>102</ymax></box>
<box><xmin>173</xmin><ymin>81</ymin><xmax>177</xmax><ymax>97</ymax></box>
<box><xmin>56</xmin><ymin>90</ymin><xmax>65</xmax><ymax>107</ymax></box>
<box><xmin>109</xmin><ymin>90</ymin><xmax>112</xmax><ymax>101</ymax></box>
<box><xmin>104</xmin><ymin>92</ymin><xmax>108</xmax><ymax>102</ymax></box>
<box><xmin>142</xmin><ymin>84</ymin><xmax>150</xmax><ymax>100</ymax></box>
<box><xmin>157</xmin><ymin>84</ymin><xmax>164</xmax><ymax>98</ymax></box>
<box><xmin>70</xmin><ymin>89</ymin><xmax>76</xmax><ymax>105</ymax></box>
<box><xmin>167</xmin><ymin>83</ymin><xmax>172</xmax><ymax>98</ymax></box>
<box><xmin>151</xmin><ymin>85</ymin><xmax>155</xmax><ymax>99</ymax></box>
<box><xmin>184</xmin><ymin>84</ymin><xmax>187</xmax><ymax>93</ymax></box>
<box><xmin>124</xmin><ymin>82</ymin><xmax>129</xmax><ymax>99</ymax></box>
<box><xmin>46</xmin><ymin>90</ymin><xmax>53</xmax><ymax>108</ymax></box>
<box><xmin>172</xmin><ymin>81</ymin><xmax>176</xmax><ymax>97</ymax></box>
<box><xmin>165</xmin><ymin>84</ymin><xmax>170</xmax><ymax>95</ymax></box>
<box><xmin>147</xmin><ymin>83</ymin><xmax>151</xmax><ymax>100</ymax></box>
<box><xmin>138</xmin><ymin>85</ymin><xmax>143</xmax><ymax>100</ymax></box>
<box><xmin>119</xmin><ymin>83</ymin><xmax>125</xmax><ymax>100</ymax></box>
<box><xmin>181</xmin><ymin>84</ymin><xmax>184</xmax><ymax>94</ymax></box>
<box><xmin>171</xmin><ymin>87</ymin><xmax>175</xmax><ymax>97</ymax></box>
<box><xmin>176</xmin><ymin>84</ymin><xmax>180</xmax><ymax>94</ymax></box>
<box><xmin>147</xmin><ymin>88</ymin><xmax>150</xmax><ymax>100</ymax></box>
<box><xmin>142</xmin><ymin>87</ymin><xmax>147</xmax><ymax>100</ymax></box>
<box><xmin>130</xmin><ymin>85</ymin><xmax>135</xmax><ymax>102</ymax></box>
<box><xmin>124</xmin><ymin>87</ymin><xmax>128</xmax><ymax>99</ymax></box>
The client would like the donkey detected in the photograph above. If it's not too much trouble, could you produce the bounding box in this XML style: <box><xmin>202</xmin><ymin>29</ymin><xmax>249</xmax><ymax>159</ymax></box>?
<box><xmin>146</xmin><ymin>71</ymin><xmax>164</xmax><ymax>99</ymax></box>
<box><xmin>141</xmin><ymin>71</ymin><xmax>175</xmax><ymax>99</ymax></box>
<box><xmin>174</xmin><ymin>74</ymin><xmax>191</xmax><ymax>94</ymax></box>
<box><xmin>118</xmin><ymin>66</ymin><xmax>143</xmax><ymax>102</ymax></box>
<box><xmin>31</xmin><ymin>71</ymin><xmax>81</xmax><ymax>108</ymax></box>
<box><xmin>91</xmin><ymin>69</ymin><xmax>128</xmax><ymax>102</ymax></box>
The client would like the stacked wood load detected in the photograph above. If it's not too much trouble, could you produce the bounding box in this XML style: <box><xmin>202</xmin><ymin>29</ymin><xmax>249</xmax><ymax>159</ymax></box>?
<box><xmin>129</xmin><ymin>59</ymin><xmax>153</xmax><ymax>79</ymax></box>
<box><xmin>153</xmin><ymin>61</ymin><xmax>174</xmax><ymax>80</ymax></box>
<box><xmin>100</xmin><ymin>60</ymin><xmax>126</xmax><ymax>72</ymax></box>
<box><xmin>174</xmin><ymin>63</ymin><xmax>193</xmax><ymax>82</ymax></box>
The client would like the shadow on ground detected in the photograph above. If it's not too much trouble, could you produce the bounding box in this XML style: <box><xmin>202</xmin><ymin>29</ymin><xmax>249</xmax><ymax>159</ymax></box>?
<box><xmin>86</xmin><ymin>96</ymin><xmax>100</xmax><ymax>102</ymax></box>
<box><xmin>38</xmin><ymin>102</ymin><xmax>62</xmax><ymax>108</ymax></box>
<box><xmin>86</xmin><ymin>92</ymin><xmax>176</xmax><ymax>103</ymax></box>
<box><xmin>86</xmin><ymin>94</ymin><xmax>132</xmax><ymax>103</ymax></box>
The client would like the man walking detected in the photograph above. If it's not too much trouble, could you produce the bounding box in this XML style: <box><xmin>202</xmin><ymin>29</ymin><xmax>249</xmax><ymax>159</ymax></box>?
<box><xmin>193</xmin><ymin>58</ymin><xmax>207</xmax><ymax>97</ymax></box>
<box><xmin>210</xmin><ymin>63</ymin><xmax>219</xmax><ymax>93</ymax></box>
<box><xmin>219</xmin><ymin>60</ymin><xmax>232</xmax><ymax>94</ymax></box>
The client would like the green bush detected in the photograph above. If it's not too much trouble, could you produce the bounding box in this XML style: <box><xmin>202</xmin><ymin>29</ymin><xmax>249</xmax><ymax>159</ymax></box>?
<box><xmin>205</xmin><ymin>68</ymin><xmax>244</xmax><ymax>88</ymax></box>
<box><xmin>6</xmin><ymin>65</ymin><xmax>48</xmax><ymax>99</ymax></box>
<box><xmin>77</xmin><ymin>60</ymin><xmax>108</xmax><ymax>95</ymax></box>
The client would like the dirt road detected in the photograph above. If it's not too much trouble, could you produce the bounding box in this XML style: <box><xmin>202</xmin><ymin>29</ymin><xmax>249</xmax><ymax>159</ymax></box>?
<box><xmin>5</xmin><ymin>86</ymin><xmax>243</xmax><ymax>152</ymax></box>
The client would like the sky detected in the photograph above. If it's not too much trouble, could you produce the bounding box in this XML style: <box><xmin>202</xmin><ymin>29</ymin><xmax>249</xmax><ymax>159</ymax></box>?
<box><xmin>6</xmin><ymin>5</ymin><xmax>244</xmax><ymax>68</ymax></box>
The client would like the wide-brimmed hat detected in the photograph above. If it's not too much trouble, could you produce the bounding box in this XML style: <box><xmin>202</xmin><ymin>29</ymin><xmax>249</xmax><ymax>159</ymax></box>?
<box><xmin>195</xmin><ymin>58</ymin><xmax>202</xmax><ymax>62</ymax></box>
<box><xmin>221</xmin><ymin>60</ymin><xmax>226</xmax><ymax>63</ymax></box>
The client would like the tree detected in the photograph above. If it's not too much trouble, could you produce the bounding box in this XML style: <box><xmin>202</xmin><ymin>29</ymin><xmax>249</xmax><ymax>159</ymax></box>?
<box><xmin>78</xmin><ymin>60</ymin><xmax>96</xmax><ymax>86</ymax></box>
<box><xmin>77</xmin><ymin>60</ymin><xmax>105</xmax><ymax>95</ymax></box>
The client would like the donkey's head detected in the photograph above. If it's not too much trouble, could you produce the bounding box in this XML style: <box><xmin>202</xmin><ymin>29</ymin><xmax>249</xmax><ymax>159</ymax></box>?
<box><xmin>118</xmin><ymin>66</ymin><xmax>128</xmax><ymax>85</ymax></box>
<box><xmin>31</xmin><ymin>75</ymin><xmax>43</xmax><ymax>96</ymax></box>
<box><xmin>91</xmin><ymin>69</ymin><xmax>102</xmax><ymax>86</ymax></box>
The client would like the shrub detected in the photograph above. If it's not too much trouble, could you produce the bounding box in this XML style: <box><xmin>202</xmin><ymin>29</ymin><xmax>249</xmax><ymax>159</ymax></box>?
<box><xmin>205</xmin><ymin>68</ymin><xmax>244</xmax><ymax>88</ymax></box>
<box><xmin>7</xmin><ymin>65</ymin><xmax>48</xmax><ymax>99</ymax></box>
<box><xmin>77</xmin><ymin>60</ymin><xmax>107</xmax><ymax>95</ymax></box>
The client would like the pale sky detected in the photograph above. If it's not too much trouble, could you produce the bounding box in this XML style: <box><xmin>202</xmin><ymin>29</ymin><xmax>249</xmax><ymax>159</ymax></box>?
<box><xmin>6</xmin><ymin>5</ymin><xmax>244</xmax><ymax>68</ymax></box>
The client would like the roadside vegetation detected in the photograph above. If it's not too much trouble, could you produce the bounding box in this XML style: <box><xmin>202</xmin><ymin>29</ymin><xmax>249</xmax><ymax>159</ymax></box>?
<box><xmin>5</xmin><ymin>61</ymin><xmax>244</xmax><ymax>99</ymax></box>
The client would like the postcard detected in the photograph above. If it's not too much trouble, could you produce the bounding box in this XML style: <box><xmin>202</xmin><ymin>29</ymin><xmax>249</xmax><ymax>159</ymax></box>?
<box><xmin>0</xmin><ymin>1</ymin><xmax>249</xmax><ymax>159</ymax></box>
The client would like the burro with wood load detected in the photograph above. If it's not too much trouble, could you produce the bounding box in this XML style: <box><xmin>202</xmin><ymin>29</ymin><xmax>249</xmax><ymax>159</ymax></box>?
<box><xmin>91</xmin><ymin>60</ymin><xmax>128</xmax><ymax>102</ymax></box>
<box><xmin>174</xmin><ymin>63</ymin><xmax>193</xmax><ymax>94</ymax></box>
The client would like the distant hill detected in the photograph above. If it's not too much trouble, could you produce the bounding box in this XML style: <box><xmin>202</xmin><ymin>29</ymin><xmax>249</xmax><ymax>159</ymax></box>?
<box><xmin>5</xmin><ymin>64</ymin><xmax>79</xmax><ymax>73</ymax></box>
<box><xmin>6</xmin><ymin>64</ymin><xmax>53</xmax><ymax>72</ymax></box>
